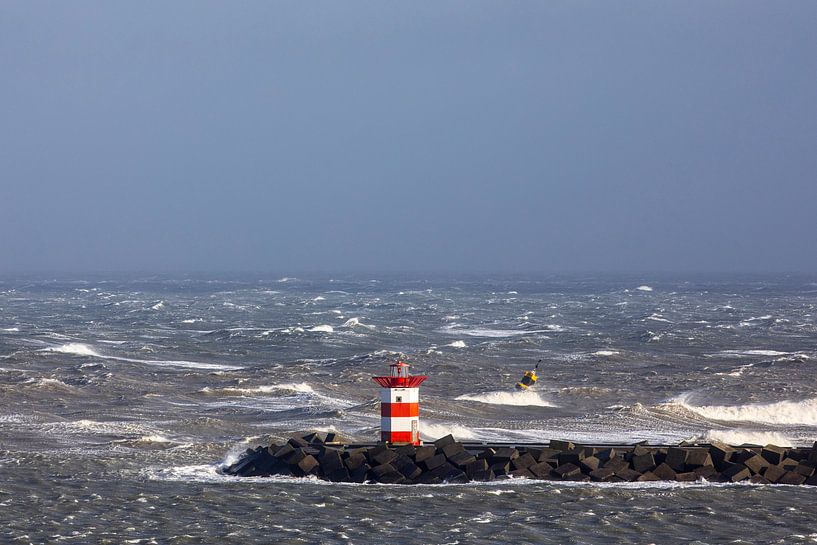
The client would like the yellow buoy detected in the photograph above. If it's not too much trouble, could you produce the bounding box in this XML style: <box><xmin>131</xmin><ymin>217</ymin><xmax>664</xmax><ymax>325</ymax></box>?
<box><xmin>515</xmin><ymin>360</ymin><xmax>541</xmax><ymax>390</ymax></box>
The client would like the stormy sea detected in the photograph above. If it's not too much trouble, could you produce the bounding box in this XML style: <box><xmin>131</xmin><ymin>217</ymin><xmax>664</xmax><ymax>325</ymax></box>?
<box><xmin>1</xmin><ymin>273</ymin><xmax>816</xmax><ymax>544</ymax></box>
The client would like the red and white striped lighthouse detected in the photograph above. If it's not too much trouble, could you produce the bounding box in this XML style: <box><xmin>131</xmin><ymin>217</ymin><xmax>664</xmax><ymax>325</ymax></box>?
<box><xmin>372</xmin><ymin>361</ymin><xmax>427</xmax><ymax>445</ymax></box>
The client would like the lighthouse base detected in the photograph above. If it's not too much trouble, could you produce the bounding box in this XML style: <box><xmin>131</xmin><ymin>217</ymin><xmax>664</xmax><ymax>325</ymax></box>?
<box><xmin>221</xmin><ymin>433</ymin><xmax>817</xmax><ymax>486</ymax></box>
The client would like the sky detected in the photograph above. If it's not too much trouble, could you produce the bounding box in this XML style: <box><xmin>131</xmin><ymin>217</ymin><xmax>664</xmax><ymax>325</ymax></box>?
<box><xmin>1</xmin><ymin>1</ymin><xmax>816</xmax><ymax>273</ymax></box>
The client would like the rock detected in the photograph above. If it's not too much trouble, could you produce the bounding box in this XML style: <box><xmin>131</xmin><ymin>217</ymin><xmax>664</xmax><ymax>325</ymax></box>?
<box><xmin>556</xmin><ymin>451</ymin><xmax>582</xmax><ymax>466</ymax></box>
<box><xmin>709</xmin><ymin>441</ymin><xmax>734</xmax><ymax>470</ymax></box>
<box><xmin>632</xmin><ymin>445</ymin><xmax>651</xmax><ymax>457</ymax></box>
<box><xmin>795</xmin><ymin>462</ymin><xmax>816</xmax><ymax>477</ymax></box>
<box><xmin>465</xmin><ymin>459</ymin><xmax>489</xmax><ymax>478</ymax></box>
<box><xmin>349</xmin><ymin>463</ymin><xmax>371</xmax><ymax>483</ymax></box>
<box><xmin>631</xmin><ymin>453</ymin><xmax>655</xmax><ymax>473</ymax></box>
<box><xmin>288</xmin><ymin>436</ymin><xmax>309</xmax><ymax>449</ymax></box>
<box><xmin>396</xmin><ymin>459</ymin><xmax>423</xmax><ymax>481</ymax></box>
<box><xmin>721</xmin><ymin>464</ymin><xmax>751</xmax><ymax>482</ymax></box>
<box><xmin>318</xmin><ymin>449</ymin><xmax>344</xmax><ymax>472</ymax></box>
<box><xmin>676</xmin><ymin>472</ymin><xmax>698</xmax><ymax>482</ymax></box>
<box><xmin>508</xmin><ymin>468</ymin><xmax>535</xmax><ymax>479</ymax></box>
<box><xmin>327</xmin><ymin>468</ymin><xmax>350</xmax><ymax>482</ymax></box>
<box><xmin>286</xmin><ymin>448</ymin><xmax>308</xmax><ymax>465</ymax></box>
<box><xmin>273</xmin><ymin>444</ymin><xmax>295</xmax><ymax>460</ymax></box>
<box><xmin>603</xmin><ymin>456</ymin><xmax>629</xmax><ymax>472</ymax></box>
<box><xmin>553</xmin><ymin>463</ymin><xmax>582</xmax><ymax>480</ymax></box>
<box><xmin>693</xmin><ymin>465</ymin><xmax>718</xmax><ymax>480</ymax></box>
<box><xmin>395</xmin><ymin>444</ymin><xmax>416</xmax><ymax>458</ymax></box>
<box><xmin>324</xmin><ymin>432</ymin><xmax>338</xmax><ymax>443</ymax></box>
<box><xmin>761</xmin><ymin>445</ymin><xmax>786</xmax><ymax>466</ymax></box>
<box><xmin>433</xmin><ymin>435</ymin><xmax>456</xmax><ymax>449</ymax></box>
<box><xmin>779</xmin><ymin>457</ymin><xmax>799</xmax><ymax>471</ymax></box>
<box><xmin>301</xmin><ymin>432</ymin><xmax>323</xmax><ymax>444</ymax></box>
<box><xmin>490</xmin><ymin>461</ymin><xmax>511</xmax><ymax>475</ymax></box>
<box><xmin>469</xmin><ymin>468</ymin><xmax>495</xmax><ymax>482</ymax></box>
<box><xmin>749</xmin><ymin>474</ymin><xmax>770</xmax><ymax>484</ymax></box>
<box><xmin>805</xmin><ymin>474</ymin><xmax>817</xmax><ymax>486</ymax></box>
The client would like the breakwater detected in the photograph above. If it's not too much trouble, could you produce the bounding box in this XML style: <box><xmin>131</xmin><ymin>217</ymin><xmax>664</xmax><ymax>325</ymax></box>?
<box><xmin>222</xmin><ymin>433</ymin><xmax>817</xmax><ymax>485</ymax></box>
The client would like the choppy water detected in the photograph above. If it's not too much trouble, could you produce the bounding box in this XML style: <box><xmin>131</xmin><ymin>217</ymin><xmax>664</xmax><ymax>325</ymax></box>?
<box><xmin>1</xmin><ymin>273</ymin><xmax>816</xmax><ymax>544</ymax></box>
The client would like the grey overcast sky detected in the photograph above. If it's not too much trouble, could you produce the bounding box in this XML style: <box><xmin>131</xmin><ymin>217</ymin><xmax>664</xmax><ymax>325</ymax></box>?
<box><xmin>1</xmin><ymin>2</ymin><xmax>816</xmax><ymax>273</ymax></box>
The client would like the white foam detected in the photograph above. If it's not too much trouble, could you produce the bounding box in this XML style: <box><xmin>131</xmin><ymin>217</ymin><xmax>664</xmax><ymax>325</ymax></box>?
<box><xmin>592</xmin><ymin>350</ymin><xmax>619</xmax><ymax>356</ymax></box>
<box><xmin>448</xmin><ymin>340</ymin><xmax>467</xmax><ymax>348</ymax></box>
<box><xmin>670</xmin><ymin>394</ymin><xmax>817</xmax><ymax>425</ymax></box>
<box><xmin>43</xmin><ymin>343</ymin><xmax>103</xmax><ymax>358</ymax></box>
<box><xmin>696</xmin><ymin>429</ymin><xmax>793</xmax><ymax>447</ymax></box>
<box><xmin>646</xmin><ymin>313</ymin><xmax>671</xmax><ymax>323</ymax></box>
<box><xmin>442</xmin><ymin>327</ymin><xmax>553</xmax><ymax>338</ymax></box>
<box><xmin>181</xmin><ymin>318</ymin><xmax>204</xmax><ymax>324</ymax></box>
<box><xmin>455</xmin><ymin>390</ymin><xmax>557</xmax><ymax>407</ymax></box>
<box><xmin>716</xmin><ymin>350</ymin><xmax>791</xmax><ymax>357</ymax></box>
<box><xmin>636</xmin><ymin>285</ymin><xmax>653</xmax><ymax>292</ymax></box>
<box><xmin>420</xmin><ymin>422</ymin><xmax>479</xmax><ymax>441</ymax></box>
<box><xmin>201</xmin><ymin>383</ymin><xmax>314</xmax><ymax>396</ymax></box>
<box><xmin>151</xmin><ymin>301</ymin><xmax>164</xmax><ymax>310</ymax></box>
<box><xmin>312</xmin><ymin>296</ymin><xmax>326</xmax><ymax>301</ymax></box>
<box><xmin>0</xmin><ymin>327</ymin><xmax>20</xmax><ymax>332</ymax></box>
<box><xmin>42</xmin><ymin>342</ymin><xmax>240</xmax><ymax>370</ymax></box>
<box><xmin>308</xmin><ymin>325</ymin><xmax>334</xmax><ymax>333</ymax></box>
<box><xmin>342</xmin><ymin>318</ymin><xmax>374</xmax><ymax>329</ymax></box>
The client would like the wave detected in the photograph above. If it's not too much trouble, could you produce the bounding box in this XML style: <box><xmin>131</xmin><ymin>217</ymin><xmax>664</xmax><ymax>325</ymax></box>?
<box><xmin>715</xmin><ymin>350</ymin><xmax>792</xmax><ymax>357</ymax></box>
<box><xmin>42</xmin><ymin>342</ymin><xmax>241</xmax><ymax>371</ymax></box>
<box><xmin>636</xmin><ymin>285</ymin><xmax>653</xmax><ymax>292</ymax></box>
<box><xmin>342</xmin><ymin>318</ymin><xmax>374</xmax><ymax>329</ymax></box>
<box><xmin>200</xmin><ymin>383</ymin><xmax>315</xmax><ymax>396</ymax></box>
<box><xmin>420</xmin><ymin>422</ymin><xmax>478</xmax><ymax>441</ymax></box>
<box><xmin>0</xmin><ymin>327</ymin><xmax>20</xmax><ymax>332</ymax></box>
<box><xmin>43</xmin><ymin>343</ymin><xmax>103</xmax><ymax>358</ymax></box>
<box><xmin>693</xmin><ymin>429</ymin><xmax>794</xmax><ymax>447</ymax></box>
<box><xmin>441</xmin><ymin>326</ymin><xmax>557</xmax><ymax>338</ymax></box>
<box><xmin>308</xmin><ymin>325</ymin><xmax>334</xmax><ymax>333</ymax></box>
<box><xmin>592</xmin><ymin>350</ymin><xmax>619</xmax><ymax>356</ymax></box>
<box><xmin>455</xmin><ymin>390</ymin><xmax>557</xmax><ymax>407</ymax></box>
<box><xmin>448</xmin><ymin>340</ymin><xmax>467</xmax><ymax>348</ymax></box>
<box><xmin>668</xmin><ymin>393</ymin><xmax>817</xmax><ymax>425</ymax></box>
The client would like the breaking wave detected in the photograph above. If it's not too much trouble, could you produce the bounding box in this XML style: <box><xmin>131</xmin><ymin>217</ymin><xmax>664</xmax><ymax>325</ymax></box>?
<box><xmin>455</xmin><ymin>390</ymin><xmax>557</xmax><ymax>407</ymax></box>
<box><xmin>420</xmin><ymin>422</ymin><xmax>478</xmax><ymax>441</ymax></box>
<box><xmin>43</xmin><ymin>343</ymin><xmax>103</xmax><ymax>358</ymax></box>
<box><xmin>667</xmin><ymin>393</ymin><xmax>817</xmax><ymax>425</ymax></box>
<box><xmin>308</xmin><ymin>325</ymin><xmax>334</xmax><ymax>333</ymax></box>
<box><xmin>42</xmin><ymin>342</ymin><xmax>241</xmax><ymax>371</ymax></box>
<box><xmin>694</xmin><ymin>429</ymin><xmax>794</xmax><ymax>447</ymax></box>
<box><xmin>200</xmin><ymin>383</ymin><xmax>315</xmax><ymax>396</ymax></box>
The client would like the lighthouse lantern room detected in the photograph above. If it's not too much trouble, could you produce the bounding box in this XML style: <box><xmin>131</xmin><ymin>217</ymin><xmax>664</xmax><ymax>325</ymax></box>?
<box><xmin>372</xmin><ymin>361</ymin><xmax>427</xmax><ymax>445</ymax></box>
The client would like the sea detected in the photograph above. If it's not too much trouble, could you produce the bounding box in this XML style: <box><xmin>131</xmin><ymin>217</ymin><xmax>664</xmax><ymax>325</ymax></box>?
<box><xmin>1</xmin><ymin>273</ymin><xmax>816</xmax><ymax>544</ymax></box>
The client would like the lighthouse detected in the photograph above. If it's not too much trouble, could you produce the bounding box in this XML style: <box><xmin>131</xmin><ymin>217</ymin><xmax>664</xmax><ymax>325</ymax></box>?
<box><xmin>372</xmin><ymin>361</ymin><xmax>427</xmax><ymax>445</ymax></box>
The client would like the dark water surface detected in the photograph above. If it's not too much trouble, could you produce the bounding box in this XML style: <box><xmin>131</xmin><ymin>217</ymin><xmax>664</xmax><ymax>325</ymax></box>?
<box><xmin>1</xmin><ymin>274</ymin><xmax>816</xmax><ymax>544</ymax></box>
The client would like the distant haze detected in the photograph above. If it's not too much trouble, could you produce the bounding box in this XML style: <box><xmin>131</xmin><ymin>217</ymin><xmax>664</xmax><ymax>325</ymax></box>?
<box><xmin>2</xmin><ymin>2</ymin><xmax>816</xmax><ymax>273</ymax></box>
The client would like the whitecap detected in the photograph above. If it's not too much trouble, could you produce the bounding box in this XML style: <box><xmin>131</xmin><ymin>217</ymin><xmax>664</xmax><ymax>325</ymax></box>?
<box><xmin>636</xmin><ymin>285</ymin><xmax>653</xmax><ymax>292</ymax></box>
<box><xmin>694</xmin><ymin>429</ymin><xmax>793</xmax><ymax>447</ymax></box>
<box><xmin>342</xmin><ymin>318</ymin><xmax>374</xmax><ymax>329</ymax></box>
<box><xmin>308</xmin><ymin>325</ymin><xmax>334</xmax><ymax>333</ymax></box>
<box><xmin>592</xmin><ymin>350</ymin><xmax>619</xmax><ymax>356</ymax></box>
<box><xmin>455</xmin><ymin>390</ymin><xmax>557</xmax><ymax>407</ymax></box>
<box><xmin>668</xmin><ymin>393</ymin><xmax>817</xmax><ymax>425</ymax></box>
<box><xmin>420</xmin><ymin>422</ymin><xmax>479</xmax><ymax>441</ymax></box>
<box><xmin>43</xmin><ymin>343</ymin><xmax>103</xmax><ymax>358</ymax></box>
<box><xmin>448</xmin><ymin>340</ymin><xmax>467</xmax><ymax>348</ymax></box>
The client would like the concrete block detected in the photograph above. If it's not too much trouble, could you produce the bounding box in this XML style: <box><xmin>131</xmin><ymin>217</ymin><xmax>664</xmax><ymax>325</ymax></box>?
<box><xmin>297</xmin><ymin>454</ymin><xmax>320</xmax><ymax>475</ymax></box>
<box><xmin>344</xmin><ymin>452</ymin><xmax>367</xmax><ymax>471</ymax></box>
<box><xmin>549</xmin><ymin>440</ymin><xmax>575</xmax><ymax>451</ymax></box>
<box><xmin>421</xmin><ymin>453</ymin><xmax>447</xmax><ymax>471</ymax></box>
<box><xmin>675</xmin><ymin>472</ymin><xmax>698</xmax><ymax>482</ymax></box>
<box><xmin>528</xmin><ymin>462</ymin><xmax>553</xmax><ymax>479</ymax></box>
<box><xmin>395</xmin><ymin>444</ymin><xmax>416</xmax><ymax>458</ymax></box>
<box><xmin>652</xmin><ymin>463</ymin><xmax>677</xmax><ymax>481</ymax></box>
<box><xmin>288</xmin><ymin>436</ymin><xmax>309</xmax><ymax>448</ymax></box>
<box><xmin>490</xmin><ymin>461</ymin><xmax>511</xmax><ymax>475</ymax></box>
<box><xmin>638</xmin><ymin>471</ymin><xmax>660</xmax><ymax>482</ymax></box>
<box><xmin>709</xmin><ymin>441</ymin><xmax>734</xmax><ymax>470</ymax></box>
<box><xmin>524</xmin><ymin>448</ymin><xmax>543</xmax><ymax>460</ymax></box>
<box><xmin>477</xmin><ymin>448</ymin><xmax>497</xmax><ymax>460</ymax></box>
<box><xmin>491</xmin><ymin>447</ymin><xmax>519</xmax><ymax>461</ymax></box>
<box><xmin>777</xmin><ymin>471</ymin><xmax>807</xmax><ymax>485</ymax></box>
<box><xmin>396</xmin><ymin>459</ymin><xmax>423</xmax><ymax>481</ymax></box>
<box><xmin>749</xmin><ymin>474</ymin><xmax>770</xmax><ymax>484</ymax></box>
<box><xmin>761</xmin><ymin>445</ymin><xmax>786</xmax><ymax>466</ymax></box>
<box><xmin>327</xmin><ymin>468</ymin><xmax>350</xmax><ymax>482</ymax></box>
<box><xmin>665</xmin><ymin>448</ymin><xmax>689</xmax><ymax>472</ymax></box>
<box><xmin>615</xmin><ymin>468</ymin><xmax>642</xmax><ymax>482</ymax></box>
<box><xmin>349</xmin><ymin>463</ymin><xmax>371</xmax><ymax>483</ymax></box>
<box><xmin>631</xmin><ymin>453</ymin><xmax>655</xmax><ymax>473</ymax></box>
<box><xmin>693</xmin><ymin>465</ymin><xmax>718</xmax><ymax>480</ymax></box>
<box><xmin>465</xmin><ymin>459</ymin><xmax>489</xmax><ymax>478</ymax></box>
<box><xmin>414</xmin><ymin>445</ymin><xmax>436</xmax><ymax>463</ymax></box>
<box><xmin>684</xmin><ymin>449</ymin><xmax>712</xmax><ymax>469</ymax></box>
<box><xmin>273</xmin><ymin>444</ymin><xmax>295</xmax><ymax>460</ymax></box>
<box><xmin>536</xmin><ymin>448</ymin><xmax>560</xmax><ymax>462</ymax></box>
<box><xmin>795</xmin><ymin>462</ymin><xmax>816</xmax><ymax>477</ymax></box>
<box><xmin>580</xmin><ymin>456</ymin><xmax>601</xmax><ymax>473</ymax></box>
<box><xmin>369</xmin><ymin>446</ymin><xmax>398</xmax><ymax>466</ymax></box>
<box><xmin>553</xmin><ymin>463</ymin><xmax>582</xmax><ymax>480</ymax></box>
<box><xmin>603</xmin><ymin>456</ymin><xmax>629</xmax><ymax>472</ymax></box>
<box><xmin>722</xmin><ymin>464</ymin><xmax>751</xmax><ymax>482</ymax></box>
<box><xmin>805</xmin><ymin>474</ymin><xmax>817</xmax><ymax>486</ymax></box>
<box><xmin>632</xmin><ymin>445</ymin><xmax>651</xmax><ymax>457</ymax></box>
<box><xmin>286</xmin><ymin>448</ymin><xmax>308</xmax><ymax>465</ymax></box>
<box><xmin>324</xmin><ymin>432</ymin><xmax>338</xmax><ymax>443</ymax></box>
<box><xmin>780</xmin><ymin>457</ymin><xmax>799</xmax><ymax>471</ymax></box>
<box><xmin>448</xmin><ymin>451</ymin><xmax>477</xmax><ymax>468</ymax></box>
<box><xmin>742</xmin><ymin>454</ymin><xmax>769</xmax><ymax>475</ymax></box>
<box><xmin>469</xmin><ymin>469</ymin><xmax>495</xmax><ymax>482</ymax></box>
<box><xmin>318</xmin><ymin>449</ymin><xmax>344</xmax><ymax>472</ymax></box>
<box><xmin>433</xmin><ymin>434</ymin><xmax>456</xmax><ymax>449</ymax></box>
<box><xmin>557</xmin><ymin>451</ymin><xmax>582</xmax><ymax>466</ymax></box>
<box><xmin>441</xmin><ymin>443</ymin><xmax>465</xmax><ymax>459</ymax></box>
<box><xmin>508</xmin><ymin>468</ymin><xmax>535</xmax><ymax>479</ymax></box>
<box><xmin>511</xmin><ymin>453</ymin><xmax>537</xmax><ymax>470</ymax></box>
<box><xmin>762</xmin><ymin>465</ymin><xmax>786</xmax><ymax>483</ymax></box>
<box><xmin>589</xmin><ymin>467</ymin><xmax>617</xmax><ymax>482</ymax></box>
<box><xmin>301</xmin><ymin>432</ymin><xmax>323</xmax><ymax>444</ymax></box>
